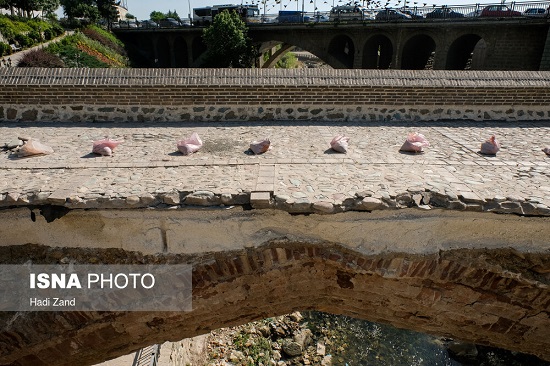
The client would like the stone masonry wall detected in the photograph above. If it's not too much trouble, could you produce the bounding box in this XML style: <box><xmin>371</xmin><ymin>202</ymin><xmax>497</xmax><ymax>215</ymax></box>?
<box><xmin>0</xmin><ymin>242</ymin><xmax>548</xmax><ymax>366</ymax></box>
<box><xmin>1</xmin><ymin>69</ymin><xmax>550</xmax><ymax>122</ymax></box>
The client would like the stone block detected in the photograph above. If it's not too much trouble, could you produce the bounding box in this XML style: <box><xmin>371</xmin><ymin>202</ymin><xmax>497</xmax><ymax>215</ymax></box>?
<box><xmin>250</xmin><ymin>191</ymin><xmax>271</xmax><ymax>209</ymax></box>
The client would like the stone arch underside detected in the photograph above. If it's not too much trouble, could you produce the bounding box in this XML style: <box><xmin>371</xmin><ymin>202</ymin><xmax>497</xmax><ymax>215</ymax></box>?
<box><xmin>174</xmin><ymin>36</ymin><xmax>189</xmax><ymax>68</ymax></box>
<box><xmin>446</xmin><ymin>34</ymin><xmax>483</xmax><ymax>70</ymax></box>
<box><xmin>328</xmin><ymin>34</ymin><xmax>355</xmax><ymax>68</ymax></box>
<box><xmin>362</xmin><ymin>34</ymin><xmax>393</xmax><ymax>69</ymax></box>
<box><xmin>401</xmin><ymin>34</ymin><xmax>436</xmax><ymax>70</ymax></box>
<box><xmin>191</xmin><ymin>36</ymin><xmax>208</xmax><ymax>66</ymax></box>
<box><xmin>156</xmin><ymin>37</ymin><xmax>171</xmax><ymax>68</ymax></box>
<box><xmin>0</xmin><ymin>240</ymin><xmax>548</xmax><ymax>366</ymax></box>
<box><xmin>261</xmin><ymin>43</ymin><xmax>296</xmax><ymax>68</ymax></box>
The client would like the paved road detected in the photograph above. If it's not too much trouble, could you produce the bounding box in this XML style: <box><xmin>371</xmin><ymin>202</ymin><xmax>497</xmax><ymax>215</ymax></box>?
<box><xmin>1</xmin><ymin>121</ymin><xmax>549</xmax><ymax>214</ymax></box>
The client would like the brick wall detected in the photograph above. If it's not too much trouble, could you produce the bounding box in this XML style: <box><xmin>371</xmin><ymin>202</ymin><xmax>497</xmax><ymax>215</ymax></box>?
<box><xmin>1</xmin><ymin>68</ymin><xmax>550</xmax><ymax>122</ymax></box>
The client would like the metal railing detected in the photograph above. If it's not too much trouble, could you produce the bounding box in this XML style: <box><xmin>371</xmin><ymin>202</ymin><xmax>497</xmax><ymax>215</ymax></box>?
<box><xmin>112</xmin><ymin>0</ymin><xmax>550</xmax><ymax>29</ymax></box>
<box><xmin>132</xmin><ymin>344</ymin><xmax>160</xmax><ymax>366</ymax></box>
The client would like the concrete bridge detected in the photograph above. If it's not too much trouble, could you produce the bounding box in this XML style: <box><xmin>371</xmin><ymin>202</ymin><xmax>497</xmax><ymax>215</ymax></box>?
<box><xmin>114</xmin><ymin>18</ymin><xmax>550</xmax><ymax>70</ymax></box>
<box><xmin>0</xmin><ymin>69</ymin><xmax>549</xmax><ymax>365</ymax></box>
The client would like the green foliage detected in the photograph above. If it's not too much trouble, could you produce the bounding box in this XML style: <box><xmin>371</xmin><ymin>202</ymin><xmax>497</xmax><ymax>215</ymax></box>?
<box><xmin>232</xmin><ymin>332</ymin><xmax>271</xmax><ymax>366</ymax></box>
<box><xmin>82</xmin><ymin>25</ymin><xmax>125</xmax><ymax>55</ymax></box>
<box><xmin>17</xmin><ymin>48</ymin><xmax>65</xmax><ymax>67</ymax></box>
<box><xmin>27</xmin><ymin>29</ymin><xmax>42</xmax><ymax>42</ymax></box>
<box><xmin>47</xmin><ymin>33</ymin><xmax>107</xmax><ymax>67</ymax></box>
<box><xmin>46</xmin><ymin>31</ymin><xmax>127</xmax><ymax>68</ymax></box>
<box><xmin>43</xmin><ymin>28</ymin><xmax>53</xmax><ymax>40</ymax></box>
<box><xmin>149</xmin><ymin>11</ymin><xmax>165</xmax><ymax>22</ymax></box>
<box><xmin>0</xmin><ymin>14</ymin><xmax>63</xmax><ymax>47</ymax></box>
<box><xmin>125</xmin><ymin>13</ymin><xmax>135</xmax><ymax>19</ymax></box>
<box><xmin>96</xmin><ymin>0</ymin><xmax>118</xmax><ymax>24</ymax></box>
<box><xmin>166</xmin><ymin>10</ymin><xmax>180</xmax><ymax>20</ymax></box>
<box><xmin>202</xmin><ymin>10</ymin><xmax>256</xmax><ymax>68</ymax></box>
<box><xmin>14</xmin><ymin>33</ymin><xmax>33</xmax><ymax>47</ymax></box>
<box><xmin>276</xmin><ymin>52</ymin><xmax>301</xmax><ymax>68</ymax></box>
<box><xmin>0</xmin><ymin>42</ymin><xmax>10</xmax><ymax>56</ymax></box>
<box><xmin>60</xmin><ymin>0</ymin><xmax>99</xmax><ymax>23</ymax></box>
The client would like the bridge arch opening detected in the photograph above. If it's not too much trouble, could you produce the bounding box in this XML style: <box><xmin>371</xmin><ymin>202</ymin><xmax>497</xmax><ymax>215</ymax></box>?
<box><xmin>191</xmin><ymin>36</ymin><xmax>207</xmax><ymax>64</ymax></box>
<box><xmin>446</xmin><ymin>34</ymin><xmax>483</xmax><ymax>70</ymax></box>
<box><xmin>362</xmin><ymin>35</ymin><xmax>393</xmax><ymax>69</ymax></box>
<box><xmin>401</xmin><ymin>35</ymin><xmax>436</xmax><ymax>70</ymax></box>
<box><xmin>328</xmin><ymin>35</ymin><xmax>355</xmax><ymax>68</ymax></box>
<box><xmin>156</xmin><ymin>37</ymin><xmax>171</xmax><ymax>68</ymax></box>
<box><xmin>174</xmin><ymin>36</ymin><xmax>189</xmax><ymax>68</ymax></box>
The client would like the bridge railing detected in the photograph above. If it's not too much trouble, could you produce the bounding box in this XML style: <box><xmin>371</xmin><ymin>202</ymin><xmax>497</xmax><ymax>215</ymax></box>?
<box><xmin>132</xmin><ymin>344</ymin><xmax>160</xmax><ymax>366</ymax></box>
<box><xmin>112</xmin><ymin>0</ymin><xmax>550</xmax><ymax>30</ymax></box>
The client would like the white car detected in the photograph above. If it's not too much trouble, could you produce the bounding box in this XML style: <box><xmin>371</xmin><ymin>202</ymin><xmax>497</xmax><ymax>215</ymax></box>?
<box><xmin>523</xmin><ymin>8</ymin><xmax>548</xmax><ymax>17</ymax></box>
<box><xmin>465</xmin><ymin>9</ymin><xmax>482</xmax><ymax>17</ymax></box>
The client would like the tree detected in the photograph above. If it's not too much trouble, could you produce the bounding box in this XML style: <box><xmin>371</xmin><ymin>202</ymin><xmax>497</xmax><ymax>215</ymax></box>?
<box><xmin>202</xmin><ymin>10</ymin><xmax>256</xmax><ymax>68</ymax></box>
<box><xmin>60</xmin><ymin>0</ymin><xmax>99</xmax><ymax>22</ymax></box>
<box><xmin>149</xmin><ymin>10</ymin><xmax>165</xmax><ymax>22</ymax></box>
<box><xmin>96</xmin><ymin>0</ymin><xmax>118</xmax><ymax>27</ymax></box>
<box><xmin>166</xmin><ymin>9</ymin><xmax>179</xmax><ymax>20</ymax></box>
<box><xmin>1</xmin><ymin>0</ymin><xmax>59</xmax><ymax>17</ymax></box>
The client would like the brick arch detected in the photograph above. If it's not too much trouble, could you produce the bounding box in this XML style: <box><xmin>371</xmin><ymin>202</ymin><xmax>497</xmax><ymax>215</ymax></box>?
<box><xmin>445</xmin><ymin>34</ymin><xmax>484</xmax><ymax>70</ymax></box>
<box><xmin>0</xmin><ymin>243</ymin><xmax>548</xmax><ymax>366</ymax></box>
<box><xmin>362</xmin><ymin>34</ymin><xmax>393</xmax><ymax>69</ymax></box>
<box><xmin>401</xmin><ymin>34</ymin><xmax>437</xmax><ymax>70</ymax></box>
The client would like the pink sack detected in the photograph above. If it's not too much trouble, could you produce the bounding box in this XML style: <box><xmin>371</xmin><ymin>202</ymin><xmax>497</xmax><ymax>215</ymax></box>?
<box><xmin>480</xmin><ymin>135</ymin><xmax>500</xmax><ymax>155</ymax></box>
<box><xmin>542</xmin><ymin>147</ymin><xmax>550</xmax><ymax>155</ymax></box>
<box><xmin>92</xmin><ymin>138</ymin><xmax>123</xmax><ymax>156</ymax></box>
<box><xmin>330</xmin><ymin>135</ymin><xmax>349</xmax><ymax>153</ymax></box>
<box><xmin>249</xmin><ymin>138</ymin><xmax>270</xmax><ymax>155</ymax></box>
<box><xmin>17</xmin><ymin>139</ymin><xmax>54</xmax><ymax>157</ymax></box>
<box><xmin>177</xmin><ymin>132</ymin><xmax>203</xmax><ymax>155</ymax></box>
<box><xmin>400</xmin><ymin>132</ymin><xmax>430</xmax><ymax>153</ymax></box>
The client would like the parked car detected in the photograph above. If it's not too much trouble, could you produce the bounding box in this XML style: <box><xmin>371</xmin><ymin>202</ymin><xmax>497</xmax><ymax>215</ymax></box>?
<box><xmin>180</xmin><ymin>18</ymin><xmax>192</xmax><ymax>27</ymax></box>
<box><xmin>425</xmin><ymin>7</ymin><xmax>464</xmax><ymax>18</ymax></box>
<box><xmin>329</xmin><ymin>5</ymin><xmax>368</xmax><ymax>21</ymax></box>
<box><xmin>465</xmin><ymin>9</ymin><xmax>482</xmax><ymax>17</ymax></box>
<box><xmin>523</xmin><ymin>8</ymin><xmax>548</xmax><ymax>17</ymax></box>
<box><xmin>119</xmin><ymin>20</ymin><xmax>138</xmax><ymax>28</ymax></box>
<box><xmin>401</xmin><ymin>9</ymin><xmax>423</xmax><ymax>19</ymax></box>
<box><xmin>309</xmin><ymin>13</ymin><xmax>330</xmax><ymax>22</ymax></box>
<box><xmin>375</xmin><ymin>9</ymin><xmax>411</xmax><ymax>20</ymax></box>
<box><xmin>480</xmin><ymin>5</ymin><xmax>521</xmax><ymax>17</ymax></box>
<box><xmin>139</xmin><ymin>20</ymin><xmax>158</xmax><ymax>28</ymax></box>
<box><xmin>159</xmin><ymin>18</ymin><xmax>180</xmax><ymax>28</ymax></box>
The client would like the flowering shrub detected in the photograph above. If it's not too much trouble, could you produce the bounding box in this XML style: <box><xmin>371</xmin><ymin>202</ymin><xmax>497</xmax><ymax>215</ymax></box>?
<box><xmin>17</xmin><ymin>49</ymin><xmax>65</xmax><ymax>68</ymax></box>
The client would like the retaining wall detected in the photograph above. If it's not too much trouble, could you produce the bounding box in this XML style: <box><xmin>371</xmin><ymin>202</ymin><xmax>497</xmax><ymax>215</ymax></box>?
<box><xmin>1</xmin><ymin>68</ymin><xmax>550</xmax><ymax>122</ymax></box>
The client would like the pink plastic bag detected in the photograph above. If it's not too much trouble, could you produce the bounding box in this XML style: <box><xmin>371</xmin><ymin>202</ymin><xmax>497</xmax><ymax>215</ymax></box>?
<box><xmin>480</xmin><ymin>135</ymin><xmax>500</xmax><ymax>155</ymax></box>
<box><xmin>400</xmin><ymin>132</ymin><xmax>430</xmax><ymax>153</ymax></box>
<box><xmin>16</xmin><ymin>139</ymin><xmax>54</xmax><ymax>157</ymax></box>
<box><xmin>92</xmin><ymin>138</ymin><xmax>123</xmax><ymax>156</ymax></box>
<box><xmin>177</xmin><ymin>132</ymin><xmax>203</xmax><ymax>155</ymax></box>
<box><xmin>249</xmin><ymin>138</ymin><xmax>270</xmax><ymax>155</ymax></box>
<box><xmin>330</xmin><ymin>135</ymin><xmax>349</xmax><ymax>153</ymax></box>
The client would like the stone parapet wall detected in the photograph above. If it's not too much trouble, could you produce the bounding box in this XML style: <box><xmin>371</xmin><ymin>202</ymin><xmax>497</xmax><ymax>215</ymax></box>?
<box><xmin>1</xmin><ymin>69</ymin><xmax>550</xmax><ymax>122</ymax></box>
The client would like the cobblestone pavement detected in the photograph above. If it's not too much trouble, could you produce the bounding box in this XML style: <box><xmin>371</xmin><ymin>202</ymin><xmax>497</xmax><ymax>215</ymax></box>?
<box><xmin>1</xmin><ymin>121</ymin><xmax>549</xmax><ymax>215</ymax></box>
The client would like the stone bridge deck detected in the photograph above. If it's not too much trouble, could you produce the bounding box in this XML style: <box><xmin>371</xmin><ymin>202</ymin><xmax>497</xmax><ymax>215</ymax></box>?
<box><xmin>1</xmin><ymin>120</ymin><xmax>550</xmax><ymax>366</ymax></box>
<box><xmin>1</xmin><ymin>120</ymin><xmax>549</xmax><ymax>215</ymax></box>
